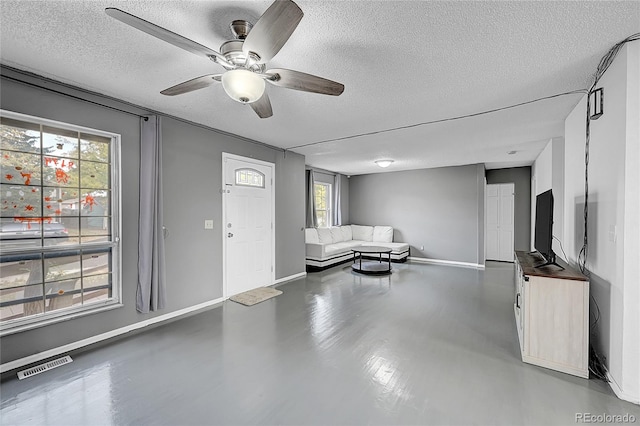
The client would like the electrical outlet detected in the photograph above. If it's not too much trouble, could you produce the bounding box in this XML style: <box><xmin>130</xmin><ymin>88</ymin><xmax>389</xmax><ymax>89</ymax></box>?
<box><xmin>204</xmin><ymin>220</ymin><xmax>214</xmax><ymax>230</ymax></box>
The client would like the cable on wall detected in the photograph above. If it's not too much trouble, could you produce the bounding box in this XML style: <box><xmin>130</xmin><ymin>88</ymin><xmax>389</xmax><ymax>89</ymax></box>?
<box><xmin>578</xmin><ymin>33</ymin><xmax>640</xmax><ymax>275</ymax></box>
<box><xmin>576</xmin><ymin>32</ymin><xmax>640</xmax><ymax>383</ymax></box>
<box><xmin>286</xmin><ymin>90</ymin><xmax>587</xmax><ymax>150</ymax></box>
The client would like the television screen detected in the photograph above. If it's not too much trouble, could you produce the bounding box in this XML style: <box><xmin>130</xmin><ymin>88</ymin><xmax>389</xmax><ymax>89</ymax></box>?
<box><xmin>534</xmin><ymin>189</ymin><xmax>554</xmax><ymax>263</ymax></box>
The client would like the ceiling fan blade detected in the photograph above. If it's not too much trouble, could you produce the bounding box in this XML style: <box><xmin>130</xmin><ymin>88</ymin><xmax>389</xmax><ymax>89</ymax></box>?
<box><xmin>242</xmin><ymin>0</ymin><xmax>303</xmax><ymax>63</ymax></box>
<box><xmin>105</xmin><ymin>8</ymin><xmax>229</xmax><ymax>65</ymax></box>
<box><xmin>250</xmin><ymin>92</ymin><xmax>273</xmax><ymax>118</ymax></box>
<box><xmin>160</xmin><ymin>74</ymin><xmax>222</xmax><ymax>96</ymax></box>
<box><xmin>265</xmin><ymin>69</ymin><xmax>344</xmax><ymax>96</ymax></box>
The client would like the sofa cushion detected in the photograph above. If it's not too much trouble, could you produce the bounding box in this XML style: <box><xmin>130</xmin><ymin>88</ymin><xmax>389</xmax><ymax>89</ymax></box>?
<box><xmin>351</xmin><ymin>225</ymin><xmax>374</xmax><ymax>241</ymax></box>
<box><xmin>325</xmin><ymin>241</ymin><xmax>357</xmax><ymax>255</ymax></box>
<box><xmin>340</xmin><ymin>225</ymin><xmax>353</xmax><ymax>241</ymax></box>
<box><xmin>373</xmin><ymin>226</ymin><xmax>393</xmax><ymax>243</ymax></box>
<box><xmin>330</xmin><ymin>227</ymin><xmax>344</xmax><ymax>243</ymax></box>
<box><xmin>305</xmin><ymin>228</ymin><xmax>319</xmax><ymax>244</ymax></box>
<box><xmin>317</xmin><ymin>227</ymin><xmax>333</xmax><ymax>244</ymax></box>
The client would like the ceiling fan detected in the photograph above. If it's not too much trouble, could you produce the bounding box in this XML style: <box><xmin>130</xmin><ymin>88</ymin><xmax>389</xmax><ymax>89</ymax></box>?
<box><xmin>105</xmin><ymin>0</ymin><xmax>344</xmax><ymax>118</ymax></box>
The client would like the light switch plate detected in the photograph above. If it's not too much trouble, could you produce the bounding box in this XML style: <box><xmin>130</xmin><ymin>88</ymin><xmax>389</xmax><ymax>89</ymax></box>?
<box><xmin>204</xmin><ymin>220</ymin><xmax>214</xmax><ymax>230</ymax></box>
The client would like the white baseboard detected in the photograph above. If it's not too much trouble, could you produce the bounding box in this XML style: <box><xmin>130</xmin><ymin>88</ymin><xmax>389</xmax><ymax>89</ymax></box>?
<box><xmin>274</xmin><ymin>271</ymin><xmax>306</xmax><ymax>285</ymax></box>
<box><xmin>408</xmin><ymin>256</ymin><xmax>485</xmax><ymax>269</ymax></box>
<box><xmin>607</xmin><ymin>372</ymin><xmax>640</xmax><ymax>405</ymax></box>
<box><xmin>0</xmin><ymin>297</ymin><xmax>225</xmax><ymax>374</ymax></box>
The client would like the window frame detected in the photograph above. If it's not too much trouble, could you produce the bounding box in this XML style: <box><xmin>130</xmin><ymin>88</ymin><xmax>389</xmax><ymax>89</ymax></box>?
<box><xmin>314</xmin><ymin>182</ymin><xmax>332</xmax><ymax>228</ymax></box>
<box><xmin>0</xmin><ymin>110</ymin><xmax>122</xmax><ymax>336</ymax></box>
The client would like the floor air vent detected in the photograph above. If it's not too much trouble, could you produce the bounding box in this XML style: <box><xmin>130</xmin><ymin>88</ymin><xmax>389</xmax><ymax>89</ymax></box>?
<box><xmin>17</xmin><ymin>356</ymin><xmax>73</xmax><ymax>380</ymax></box>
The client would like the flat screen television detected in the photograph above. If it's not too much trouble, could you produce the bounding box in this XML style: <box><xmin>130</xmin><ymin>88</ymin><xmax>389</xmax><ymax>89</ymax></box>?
<box><xmin>534</xmin><ymin>189</ymin><xmax>562</xmax><ymax>269</ymax></box>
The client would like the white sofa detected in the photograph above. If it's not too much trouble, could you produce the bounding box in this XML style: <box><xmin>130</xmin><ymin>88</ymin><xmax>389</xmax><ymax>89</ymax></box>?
<box><xmin>305</xmin><ymin>225</ymin><xmax>410</xmax><ymax>271</ymax></box>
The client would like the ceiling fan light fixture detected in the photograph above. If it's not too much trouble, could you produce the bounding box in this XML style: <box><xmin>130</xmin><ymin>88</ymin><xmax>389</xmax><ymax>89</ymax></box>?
<box><xmin>221</xmin><ymin>69</ymin><xmax>265</xmax><ymax>104</ymax></box>
<box><xmin>375</xmin><ymin>160</ymin><xmax>394</xmax><ymax>168</ymax></box>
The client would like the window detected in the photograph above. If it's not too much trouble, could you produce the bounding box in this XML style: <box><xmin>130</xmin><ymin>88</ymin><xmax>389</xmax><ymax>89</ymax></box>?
<box><xmin>314</xmin><ymin>182</ymin><xmax>332</xmax><ymax>228</ymax></box>
<box><xmin>0</xmin><ymin>111</ymin><xmax>121</xmax><ymax>334</ymax></box>
<box><xmin>235</xmin><ymin>168</ymin><xmax>264</xmax><ymax>188</ymax></box>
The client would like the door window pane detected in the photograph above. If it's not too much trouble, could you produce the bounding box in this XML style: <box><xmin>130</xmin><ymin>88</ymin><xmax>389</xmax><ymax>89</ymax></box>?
<box><xmin>235</xmin><ymin>168</ymin><xmax>264</xmax><ymax>188</ymax></box>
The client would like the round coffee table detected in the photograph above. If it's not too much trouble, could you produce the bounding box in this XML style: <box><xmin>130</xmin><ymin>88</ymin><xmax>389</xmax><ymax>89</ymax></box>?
<box><xmin>351</xmin><ymin>246</ymin><xmax>392</xmax><ymax>275</ymax></box>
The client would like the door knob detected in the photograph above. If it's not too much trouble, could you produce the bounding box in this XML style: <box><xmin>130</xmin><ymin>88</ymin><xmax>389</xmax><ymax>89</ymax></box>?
<box><xmin>228</xmin><ymin>232</ymin><xmax>234</xmax><ymax>238</ymax></box>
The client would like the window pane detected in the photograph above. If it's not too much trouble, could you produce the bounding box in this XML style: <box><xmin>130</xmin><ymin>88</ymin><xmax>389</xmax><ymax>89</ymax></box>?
<box><xmin>82</xmin><ymin>251</ymin><xmax>110</xmax><ymax>277</ymax></box>
<box><xmin>82</xmin><ymin>273</ymin><xmax>111</xmax><ymax>303</ymax></box>
<box><xmin>317</xmin><ymin>211</ymin><xmax>328</xmax><ymax>228</ymax></box>
<box><xmin>45</xmin><ymin>279</ymin><xmax>82</xmax><ymax>313</ymax></box>
<box><xmin>80</xmin><ymin>190</ymin><xmax>110</xmax><ymax>217</ymax></box>
<box><xmin>235</xmin><ymin>168</ymin><xmax>264</xmax><ymax>188</ymax></box>
<box><xmin>44</xmin><ymin>251</ymin><xmax>82</xmax><ymax>283</ymax></box>
<box><xmin>83</xmin><ymin>271</ymin><xmax>111</xmax><ymax>288</ymax></box>
<box><xmin>80</xmin><ymin>134</ymin><xmax>110</xmax><ymax>163</ymax></box>
<box><xmin>314</xmin><ymin>183</ymin><xmax>331</xmax><ymax>227</ymax></box>
<box><xmin>44</xmin><ymin>217</ymin><xmax>78</xmax><ymax>247</ymax></box>
<box><xmin>42</xmin><ymin>156</ymin><xmax>78</xmax><ymax>187</ymax></box>
<box><xmin>83</xmin><ymin>289</ymin><xmax>109</xmax><ymax>305</ymax></box>
<box><xmin>81</xmin><ymin>162</ymin><xmax>109</xmax><ymax>189</ymax></box>
<box><xmin>42</xmin><ymin>127</ymin><xmax>78</xmax><ymax>159</ymax></box>
<box><xmin>0</xmin><ymin>255</ymin><xmax>43</xmax><ymax>290</ymax></box>
<box><xmin>42</xmin><ymin>186</ymin><xmax>80</xmax><ymax>217</ymax></box>
<box><xmin>1</xmin><ymin>151</ymin><xmax>42</xmax><ymax>186</ymax></box>
<box><xmin>0</xmin><ymin>118</ymin><xmax>40</xmax><ymax>154</ymax></box>
<box><xmin>1</xmin><ymin>284</ymin><xmax>44</xmax><ymax>320</ymax></box>
<box><xmin>1</xmin><ymin>183</ymin><xmax>42</xmax><ymax>218</ymax></box>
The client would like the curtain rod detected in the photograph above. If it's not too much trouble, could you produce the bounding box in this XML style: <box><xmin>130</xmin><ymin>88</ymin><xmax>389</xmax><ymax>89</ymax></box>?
<box><xmin>306</xmin><ymin>166</ymin><xmax>339</xmax><ymax>176</ymax></box>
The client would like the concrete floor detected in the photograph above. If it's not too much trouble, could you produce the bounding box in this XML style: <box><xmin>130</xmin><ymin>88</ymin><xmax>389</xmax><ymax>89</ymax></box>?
<box><xmin>1</xmin><ymin>261</ymin><xmax>639</xmax><ymax>425</ymax></box>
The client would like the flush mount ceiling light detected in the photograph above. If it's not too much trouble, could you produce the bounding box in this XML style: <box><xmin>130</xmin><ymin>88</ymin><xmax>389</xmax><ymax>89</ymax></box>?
<box><xmin>221</xmin><ymin>69</ymin><xmax>266</xmax><ymax>103</ymax></box>
<box><xmin>375</xmin><ymin>160</ymin><xmax>394</xmax><ymax>168</ymax></box>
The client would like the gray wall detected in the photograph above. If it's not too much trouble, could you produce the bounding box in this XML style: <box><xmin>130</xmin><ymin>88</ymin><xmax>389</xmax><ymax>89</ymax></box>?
<box><xmin>0</xmin><ymin>68</ymin><xmax>305</xmax><ymax>364</ymax></box>
<box><xmin>349</xmin><ymin>164</ymin><xmax>486</xmax><ymax>265</ymax></box>
<box><xmin>485</xmin><ymin>167</ymin><xmax>531</xmax><ymax>251</ymax></box>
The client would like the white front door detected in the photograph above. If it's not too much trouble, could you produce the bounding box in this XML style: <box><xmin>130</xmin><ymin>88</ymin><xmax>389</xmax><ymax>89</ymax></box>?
<box><xmin>486</xmin><ymin>183</ymin><xmax>515</xmax><ymax>262</ymax></box>
<box><xmin>223</xmin><ymin>153</ymin><xmax>274</xmax><ymax>297</ymax></box>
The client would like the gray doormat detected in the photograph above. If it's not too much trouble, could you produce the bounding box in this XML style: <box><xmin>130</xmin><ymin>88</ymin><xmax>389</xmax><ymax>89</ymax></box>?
<box><xmin>229</xmin><ymin>287</ymin><xmax>283</xmax><ymax>306</ymax></box>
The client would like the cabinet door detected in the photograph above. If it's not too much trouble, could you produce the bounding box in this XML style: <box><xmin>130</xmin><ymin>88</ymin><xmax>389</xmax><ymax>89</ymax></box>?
<box><xmin>514</xmin><ymin>261</ymin><xmax>525</xmax><ymax>351</ymax></box>
<box><xmin>526</xmin><ymin>276</ymin><xmax>588</xmax><ymax>371</ymax></box>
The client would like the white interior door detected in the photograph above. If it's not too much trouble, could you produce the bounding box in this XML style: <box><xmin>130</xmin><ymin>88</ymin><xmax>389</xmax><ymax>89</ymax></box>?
<box><xmin>223</xmin><ymin>154</ymin><xmax>274</xmax><ymax>297</ymax></box>
<box><xmin>486</xmin><ymin>183</ymin><xmax>515</xmax><ymax>262</ymax></box>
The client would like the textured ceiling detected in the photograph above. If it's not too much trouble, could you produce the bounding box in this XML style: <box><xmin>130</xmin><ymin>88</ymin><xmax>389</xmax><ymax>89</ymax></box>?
<box><xmin>1</xmin><ymin>1</ymin><xmax>638</xmax><ymax>175</ymax></box>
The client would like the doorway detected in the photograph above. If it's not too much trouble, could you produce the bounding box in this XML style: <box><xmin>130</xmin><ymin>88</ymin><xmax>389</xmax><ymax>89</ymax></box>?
<box><xmin>222</xmin><ymin>153</ymin><xmax>275</xmax><ymax>297</ymax></box>
<box><xmin>486</xmin><ymin>183</ymin><xmax>515</xmax><ymax>262</ymax></box>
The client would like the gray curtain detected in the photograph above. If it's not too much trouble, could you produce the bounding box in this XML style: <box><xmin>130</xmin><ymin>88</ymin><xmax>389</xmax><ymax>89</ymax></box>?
<box><xmin>305</xmin><ymin>169</ymin><xmax>318</xmax><ymax>228</ymax></box>
<box><xmin>137</xmin><ymin>115</ymin><xmax>166</xmax><ymax>313</ymax></box>
<box><xmin>333</xmin><ymin>173</ymin><xmax>342</xmax><ymax>226</ymax></box>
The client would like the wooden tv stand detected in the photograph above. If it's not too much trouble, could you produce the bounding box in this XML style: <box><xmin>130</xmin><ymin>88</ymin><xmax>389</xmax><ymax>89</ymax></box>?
<box><xmin>514</xmin><ymin>251</ymin><xmax>589</xmax><ymax>378</ymax></box>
